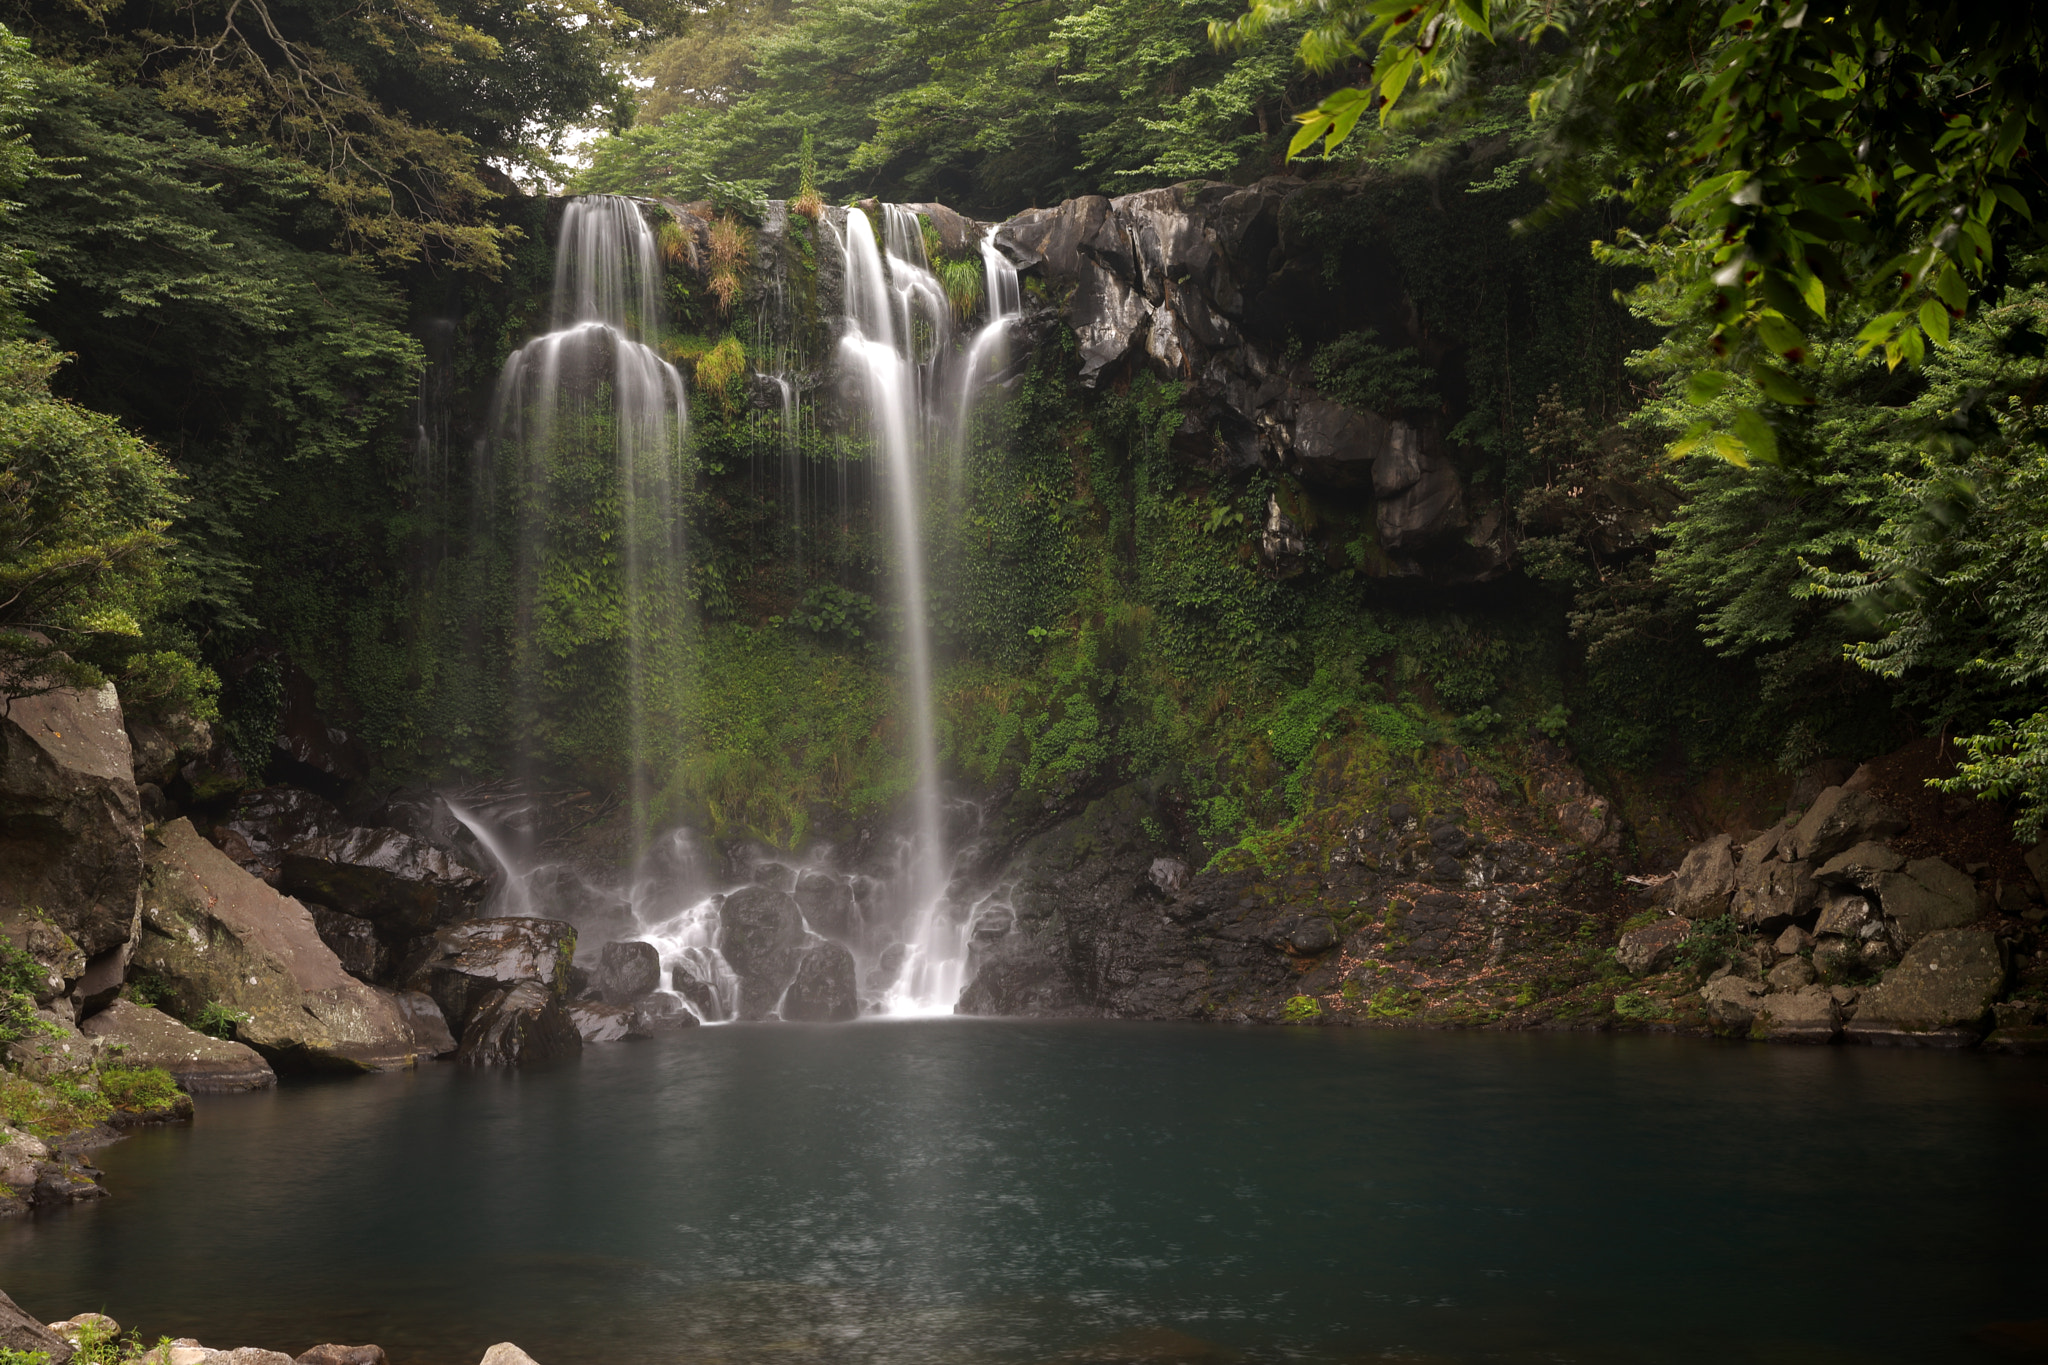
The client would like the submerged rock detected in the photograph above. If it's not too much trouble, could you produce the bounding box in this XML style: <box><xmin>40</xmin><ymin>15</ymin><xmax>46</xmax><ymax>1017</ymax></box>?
<box><xmin>0</xmin><ymin>679</ymin><xmax>144</xmax><ymax>963</ymax></box>
<box><xmin>79</xmin><ymin>999</ymin><xmax>275</xmax><ymax>1091</ymax></box>
<box><xmin>456</xmin><ymin>980</ymin><xmax>580</xmax><ymax>1067</ymax></box>
<box><xmin>281</xmin><ymin>825</ymin><xmax>489</xmax><ymax>939</ymax></box>
<box><xmin>782</xmin><ymin>942</ymin><xmax>858</xmax><ymax>1022</ymax></box>
<box><xmin>718</xmin><ymin>885</ymin><xmax>806</xmax><ymax>1020</ymax></box>
<box><xmin>594</xmin><ymin>939</ymin><xmax>661</xmax><ymax>1004</ymax></box>
<box><xmin>134</xmin><ymin>820</ymin><xmax>418</xmax><ymax>1072</ymax></box>
<box><xmin>402</xmin><ymin>917</ymin><xmax>577</xmax><ymax>1033</ymax></box>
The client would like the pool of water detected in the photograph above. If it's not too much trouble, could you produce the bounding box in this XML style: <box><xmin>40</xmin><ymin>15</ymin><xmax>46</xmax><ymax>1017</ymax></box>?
<box><xmin>2</xmin><ymin>1023</ymin><xmax>2042</xmax><ymax>1364</ymax></box>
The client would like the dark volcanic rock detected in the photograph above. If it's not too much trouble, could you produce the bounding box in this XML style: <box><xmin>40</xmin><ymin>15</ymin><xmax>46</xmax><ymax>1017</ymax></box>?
<box><xmin>782</xmin><ymin>942</ymin><xmax>859</xmax><ymax>1022</ymax></box>
<box><xmin>1857</xmin><ymin>929</ymin><xmax>2004</xmax><ymax>1030</ymax></box>
<box><xmin>308</xmin><ymin>905</ymin><xmax>386</xmax><ymax>981</ymax></box>
<box><xmin>630</xmin><ymin>993</ymin><xmax>701</xmax><ymax>1036</ymax></box>
<box><xmin>595</xmin><ymin>939</ymin><xmax>662</xmax><ymax>1004</ymax></box>
<box><xmin>456</xmin><ymin>979</ymin><xmax>580</xmax><ymax>1067</ymax></box>
<box><xmin>956</xmin><ymin>934</ymin><xmax>1092</xmax><ymax>1017</ymax></box>
<box><xmin>1786</xmin><ymin>786</ymin><xmax>1908</xmax><ymax>863</ymax></box>
<box><xmin>401</xmin><ymin>917</ymin><xmax>577</xmax><ymax>1032</ymax></box>
<box><xmin>718</xmin><ymin>885</ymin><xmax>807</xmax><ymax>1020</ymax></box>
<box><xmin>215</xmin><ymin>786</ymin><xmax>351</xmax><ymax>884</ymax></box>
<box><xmin>794</xmin><ymin>869</ymin><xmax>860</xmax><ymax>942</ymax></box>
<box><xmin>0</xmin><ymin>679</ymin><xmax>143</xmax><ymax>961</ymax></box>
<box><xmin>569</xmin><ymin>998</ymin><xmax>637</xmax><ymax>1043</ymax></box>
<box><xmin>280</xmin><ymin>826</ymin><xmax>488</xmax><ymax>938</ymax></box>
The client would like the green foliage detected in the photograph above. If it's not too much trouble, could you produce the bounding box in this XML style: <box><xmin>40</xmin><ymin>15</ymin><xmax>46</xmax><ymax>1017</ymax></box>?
<box><xmin>1611</xmin><ymin>991</ymin><xmax>1673</xmax><ymax>1022</ymax></box>
<box><xmin>1312</xmin><ymin>329</ymin><xmax>1438</xmax><ymax>414</ymax></box>
<box><xmin>0</xmin><ymin>1069</ymin><xmax>107</xmax><ymax>1136</ymax></box>
<box><xmin>0</xmin><ymin>940</ymin><xmax>43</xmax><ymax>1045</ymax></box>
<box><xmin>0</xmin><ymin>1349</ymin><xmax>49</xmax><ymax>1365</ymax></box>
<box><xmin>1281</xmin><ymin>993</ymin><xmax>1322</xmax><ymax>1022</ymax></box>
<box><xmin>95</xmin><ymin>1065</ymin><xmax>183</xmax><ymax>1116</ymax></box>
<box><xmin>193</xmin><ymin>1001</ymin><xmax>248</xmax><ymax>1041</ymax></box>
<box><xmin>1366</xmin><ymin>985</ymin><xmax>1423</xmax><ymax>1019</ymax></box>
<box><xmin>790</xmin><ymin>583</ymin><xmax>877</xmax><ymax>643</ymax></box>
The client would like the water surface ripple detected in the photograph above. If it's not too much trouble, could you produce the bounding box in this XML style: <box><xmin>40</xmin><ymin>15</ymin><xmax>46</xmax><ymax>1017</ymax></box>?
<box><xmin>3</xmin><ymin>1023</ymin><xmax>2041</xmax><ymax>1364</ymax></box>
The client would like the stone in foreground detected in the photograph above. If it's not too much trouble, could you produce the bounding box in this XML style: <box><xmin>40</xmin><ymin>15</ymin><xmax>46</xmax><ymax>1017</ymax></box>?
<box><xmin>456</xmin><ymin>979</ymin><xmax>581</xmax><ymax>1066</ymax></box>
<box><xmin>1855</xmin><ymin>929</ymin><xmax>2004</xmax><ymax>1031</ymax></box>
<box><xmin>134</xmin><ymin>820</ymin><xmax>418</xmax><ymax>1072</ymax></box>
<box><xmin>0</xmin><ymin>1289</ymin><xmax>73</xmax><ymax>1365</ymax></box>
<box><xmin>387</xmin><ymin>988</ymin><xmax>457</xmax><ymax>1058</ymax></box>
<box><xmin>479</xmin><ymin>1346</ymin><xmax>542</xmax><ymax>1365</ymax></box>
<box><xmin>294</xmin><ymin>1346</ymin><xmax>389</xmax><ymax>1365</ymax></box>
<box><xmin>569</xmin><ymin>998</ymin><xmax>636</xmax><ymax>1043</ymax></box>
<box><xmin>80</xmin><ymin>999</ymin><xmax>276</xmax><ymax>1091</ymax></box>
<box><xmin>1755</xmin><ymin>989</ymin><xmax>1840</xmax><ymax>1042</ymax></box>
<box><xmin>718</xmin><ymin>885</ymin><xmax>806</xmax><ymax>1020</ymax></box>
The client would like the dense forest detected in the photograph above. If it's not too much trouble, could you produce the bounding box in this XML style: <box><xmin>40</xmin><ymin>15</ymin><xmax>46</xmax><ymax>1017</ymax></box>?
<box><xmin>2</xmin><ymin>0</ymin><xmax>2045</xmax><ymax>863</ymax></box>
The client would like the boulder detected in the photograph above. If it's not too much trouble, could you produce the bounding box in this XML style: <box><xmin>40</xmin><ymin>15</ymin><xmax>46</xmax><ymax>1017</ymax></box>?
<box><xmin>1786</xmin><ymin>787</ymin><xmax>1907</xmax><ymax>863</ymax></box>
<box><xmin>281</xmin><ymin>826</ymin><xmax>489</xmax><ymax>940</ymax></box>
<box><xmin>569</xmin><ymin>998</ymin><xmax>636</xmax><ymax>1043</ymax></box>
<box><xmin>0</xmin><ymin>1289</ymin><xmax>72</xmax><ymax>1365</ymax></box>
<box><xmin>455</xmin><ymin>979</ymin><xmax>581</xmax><ymax>1067</ymax></box>
<box><xmin>1766</xmin><ymin>956</ymin><xmax>1817</xmax><ymax>991</ymax></box>
<box><xmin>1670</xmin><ymin>835</ymin><xmax>1736</xmax><ymax>915</ymax></box>
<box><xmin>1811</xmin><ymin>938</ymin><xmax>1868</xmax><ymax>984</ymax></box>
<box><xmin>1874</xmin><ymin>857</ymin><xmax>1980</xmax><ymax>945</ymax></box>
<box><xmin>295</xmin><ymin>1348</ymin><xmax>388</xmax><ymax>1365</ymax></box>
<box><xmin>1756</xmin><ymin>988</ymin><xmax>1841</xmax><ymax>1042</ymax></box>
<box><xmin>127</xmin><ymin>713</ymin><xmax>210</xmax><ymax>787</ymax></box>
<box><xmin>4</xmin><ymin>1009</ymin><xmax>100</xmax><ymax>1081</ymax></box>
<box><xmin>717</xmin><ymin>886</ymin><xmax>807</xmax><ymax>1020</ymax></box>
<box><xmin>1700</xmin><ymin>975</ymin><xmax>1765</xmax><ymax>1032</ymax></box>
<box><xmin>594</xmin><ymin>940</ymin><xmax>661</xmax><ymax>1005</ymax></box>
<box><xmin>956</xmin><ymin>935</ymin><xmax>1089</xmax><ymax>1017</ymax></box>
<box><xmin>134</xmin><ymin>820</ymin><xmax>417</xmax><ymax>1072</ymax></box>
<box><xmin>1815</xmin><ymin>840</ymin><xmax>1905</xmax><ymax>889</ymax></box>
<box><xmin>79</xmin><ymin>999</ymin><xmax>275</xmax><ymax>1091</ymax></box>
<box><xmin>1814</xmin><ymin>889</ymin><xmax>1879</xmax><ymax>937</ymax></box>
<box><xmin>1856</xmin><ymin>929</ymin><xmax>2004</xmax><ymax>1031</ymax></box>
<box><xmin>401</xmin><ymin>917</ymin><xmax>577</xmax><ymax>1033</ymax></box>
<box><xmin>781</xmin><ymin>942</ymin><xmax>859</xmax><ymax>1022</ymax></box>
<box><xmin>1773</xmin><ymin>924</ymin><xmax>1815</xmax><ymax>955</ymax></box>
<box><xmin>1280</xmin><ymin>917</ymin><xmax>1337</xmax><ymax>955</ymax></box>
<box><xmin>670</xmin><ymin>969</ymin><xmax>721</xmax><ymax>1020</ymax></box>
<box><xmin>387</xmin><ymin>988</ymin><xmax>456</xmax><ymax>1058</ymax></box>
<box><xmin>1148</xmin><ymin>856</ymin><xmax>1191</xmax><ymax>895</ymax></box>
<box><xmin>214</xmin><ymin>786</ymin><xmax>351</xmax><ymax>884</ymax></box>
<box><xmin>1731</xmin><ymin>858</ymin><xmax>1818</xmax><ymax>931</ymax></box>
<box><xmin>1617</xmin><ymin>917</ymin><xmax>1692</xmax><ymax>976</ymax></box>
<box><xmin>793</xmin><ymin>870</ymin><xmax>859</xmax><ymax>942</ymax></box>
<box><xmin>1370</xmin><ymin>420</ymin><xmax>1468</xmax><ymax>553</ymax></box>
<box><xmin>308</xmin><ymin>906</ymin><xmax>385</xmax><ymax>981</ymax></box>
<box><xmin>0</xmin><ymin>680</ymin><xmax>143</xmax><ymax>960</ymax></box>
<box><xmin>2028</xmin><ymin>838</ymin><xmax>2048</xmax><ymax>897</ymax></box>
<box><xmin>479</xmin><ymin>1346</ymin><xmax>542</xmax><ymax>1365</ymax></box>
<box><xmin>1982</xmin><ymin>1025</ymin><xmax>2048</xmax><ymax>1056</ymax></box>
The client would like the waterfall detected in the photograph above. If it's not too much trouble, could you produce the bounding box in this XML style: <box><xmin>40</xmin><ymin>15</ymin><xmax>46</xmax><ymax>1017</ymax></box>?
<box><xmin>489</xmin><ymin>196</ymin><xmax>689</xmax><ymax>835</ymax></box>
<box><xmin>951</xmin><ymin>229</ymin><xmax>1022</xmax><ymax>484</ymax></box>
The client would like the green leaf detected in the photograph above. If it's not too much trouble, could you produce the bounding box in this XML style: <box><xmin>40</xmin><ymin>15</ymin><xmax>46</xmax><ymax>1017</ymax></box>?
<box><xmin>1730</xmin><ymin>407</ymin><xmax>1780</xmax><ymax>464</ymax></box>
<box><xmin>1934</xmin><ymin>262</ymin><xmax>1968</xmax><ymax>312</ymax></box>
<box><xmin>1755</xmin><ymin>313</ymin><xmax>1806</xmax><ymax>357</ymax></box>
<box><xmin>1992</xmin><ymin>183</ymin><xmax>2034</xmax><ymax>222</ymax></box>
<box><xmin>1753</xmin><ymin>364</ymin><xmax>1815</xmax><ymax>406</ymax></box>
<box><xmin>1451</xmin><ymin>0</ymin><xmax>1490</xmax><ymax>35</ymax></box>
<box><xmin>1686</xmin><ymin>370</ymin><xmax>1732</xmax><ymax>406</ymax></box>
<box><xmin>1919</xmin><ymin>297</ymin><xmax>1951</xmax><ymax>346</ymax></box>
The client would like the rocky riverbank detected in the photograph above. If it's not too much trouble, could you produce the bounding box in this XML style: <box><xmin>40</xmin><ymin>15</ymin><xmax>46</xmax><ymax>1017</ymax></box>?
<box><xmin>0</xmin><ymin>1294</ymin><xmax>546</xmax><ymax>1365</ymax></box>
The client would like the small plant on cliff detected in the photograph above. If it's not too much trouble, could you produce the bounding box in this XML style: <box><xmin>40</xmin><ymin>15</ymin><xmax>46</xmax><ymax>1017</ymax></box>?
<box><xmin>1281</xmin><ymin>994</ymin><xmax>1322</xmax><ymax>1023</ymax></box>
<box><xmin>193</xmin><ymin>1000</ymin><xmax>247</xmax><ymax>1040</ymax></box>
<box><xmin>706</xmin><ymin>214</ymin><xmax>752</xmax><ymax>315</ymax></box>
<box><xmin>1612</xmin><ymin>991</ymin><xmax>1674</xmax><ymax>1022</ymax></box>
<box><xmin>791</xmin><ymin>129</ymin><xmax>824</xmax><ymax>220</ymax></box>
<box><xmin>936</xmin><ymin>256</ymin><xmax>984</xmax><ymax>324</ymax></box>
<box><xmin>693</xmin><ymin>337</ymin><xmax>748</xmax><ymax>415</ymax></box>
<box><xmin>1366</xmin><ymin>986</ymin><xmax>1423</xmax><ymax>1019</ymax></box>
<box><xmin>0</xmin><ymin>943</ymin><xmax>52</xmax><ymax>1045</ymax></box>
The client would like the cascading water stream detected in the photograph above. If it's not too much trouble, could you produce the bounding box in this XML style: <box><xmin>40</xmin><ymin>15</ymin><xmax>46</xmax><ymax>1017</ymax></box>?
<box><xmin>835</xmin><ymin>206</ymin><xmax>954</xmax><ymax>1012</ymax></box>
<box><xmin>950</xmin><ymin>229</ymin><xmax>1023</xmax><ymax>485</ymax></box>
<box><xmin>489</xmin><ymin>197</ymin><xmax>689</xmax><ymax>837</ymax></box>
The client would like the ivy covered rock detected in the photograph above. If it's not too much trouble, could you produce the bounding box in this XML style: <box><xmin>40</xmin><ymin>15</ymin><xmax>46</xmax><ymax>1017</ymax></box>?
<box><xmin>132</xmin><ymin>819</ymin><xmax>417</xmax><ymax>1072</ymax></box>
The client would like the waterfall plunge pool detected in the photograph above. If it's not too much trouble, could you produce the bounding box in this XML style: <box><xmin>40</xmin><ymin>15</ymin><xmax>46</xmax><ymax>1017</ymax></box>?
<box><xmin>3</xmin><ymin>1023</ymin><xmax>2041</xmax><ymax>1364</ymax></box>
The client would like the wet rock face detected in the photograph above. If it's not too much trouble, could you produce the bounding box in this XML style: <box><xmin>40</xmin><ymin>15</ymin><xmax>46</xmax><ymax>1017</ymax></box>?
<box><xmin>781</xmin><ymin>942</ymin><xmax>859</xmax><ymax>1022</ymax></box>
<box><xmin>308</xmin><ymin>906</ymin><xmax>385</xmax><ymax>981</ymax></box>
<box><xmin>794</xmin><ymin>870</ymin><xmax>860</xmax><ymax>942</ymax></box>
<box><xmin>215</xmin><ymin>786</ymin><xmax>351</xmax><ymax>885</ymax></box>
<box><xmin>595</xmin><ymin>940</ymin><xmax>662</xmax><ymax>1004</ymax></box>
<box><xmin>388</xmin><ymin>989</ymin><xmax>456</xmax><ymax>1058</ymax></box>
<box><xmin>134</xmin><ymin>819</ymin><xmax>418</xmax><ymax>1072</ymax></box>
<box><xmin>455</xmin><ymin>979</ymin><xmax>580</xmax><ymax>1067</ymax></box>
<box><xmin>401</xmin><ymin>917</ymin><xmax>577</xmax><ymax>1033</ymax></box>
<box><xmin>0</xmin><ymin>681</ymin><xmax>143</xmax><ymax>961</ymax></box>
<box><xmin>995</xmin><ymin>178</ymin><xmax>1507</xmax><ymax>582</ymax></box>
<box><xmin>78</xmin><ymin>999</ymin><xmax>276</xmax><ymax>1092</ymax></box>
<box><xmin>280</xmin><ymin>826</ymin><xmax>489</xmax><ymax>939</ymax></box>
<box><xmin>718</xmin><ymin>885</ymin><xmax>807</xmax><ymax>1020</ymax></box>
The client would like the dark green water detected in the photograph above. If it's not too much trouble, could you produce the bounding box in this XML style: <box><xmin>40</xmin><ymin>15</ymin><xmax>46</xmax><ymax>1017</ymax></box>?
<box><xmin>1</xmin><ymin>1023</ymin><xmax>2042</xmax><ymax>1364</ymax></box>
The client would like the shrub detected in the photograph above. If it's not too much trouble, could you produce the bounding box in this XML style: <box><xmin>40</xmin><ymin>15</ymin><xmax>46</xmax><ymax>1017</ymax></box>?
<box><xmin>97</xmin><ymin>1065</ymin><xmax>183</xmax><ymax>1115</ymax></box>
<box><xmin>1281</xmin><ymin>994</ymin><xmax>1322</xmax><ymax>1022</ymax></box>
<box><xmin>193</xmin><ymin>1000</ymin><xmax>247</xmax><ymax>1040</ymax></box>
